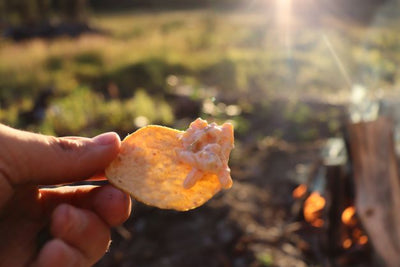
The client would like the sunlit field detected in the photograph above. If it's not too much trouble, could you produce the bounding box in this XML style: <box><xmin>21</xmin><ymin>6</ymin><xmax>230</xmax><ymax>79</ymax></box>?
<box><xmin>2</xmin><ymin>4</ymin><xmax>400</xmax><ymax>265</ymax></box>
<box><xmin>2</xmin><ymin>5</ymin><xmax>400</xmax><ymax>138</ymax></box>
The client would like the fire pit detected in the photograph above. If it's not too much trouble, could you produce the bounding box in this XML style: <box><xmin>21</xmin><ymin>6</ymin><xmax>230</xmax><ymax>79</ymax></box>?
<box><xmin>291</xmin><ymin>108</ymin><xmax>400</xmax><ymax>267</ymax></box>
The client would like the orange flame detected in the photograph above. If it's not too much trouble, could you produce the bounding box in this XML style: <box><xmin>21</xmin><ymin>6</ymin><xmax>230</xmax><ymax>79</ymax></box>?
<box><xmin>342</xmin><ymin>238</ymin><xmax>352</xmax><ymax>249</ymax></box>
<box><xmin>292</xmin><ymin>184</ymin><xmax>307</xmax><ymax>199</ymax></box>
<box><xmin>303</xmin><ymin>192</ymin><xmax>326</xmax><ymax>227</ymax></box>
<box><xmin>358</xmin><ymin>235</ymin><xmax>368</xmax><ymax>245</ymax></box>
<box><xmin>341</xmin><ymin>206</ymin><xmax>357</xmax><ymax>227</ymax></box>
<box><xmin>341</xmin><ymin>206</ymin><xmax>369</xmax><ymax>248</ymax></box>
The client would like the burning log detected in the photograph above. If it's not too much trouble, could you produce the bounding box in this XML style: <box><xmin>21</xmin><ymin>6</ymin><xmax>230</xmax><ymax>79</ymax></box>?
<box><xmin>348</xmin><ymin>117</ymin><xmax>400</xmax><ymax>267</ymax></box>
<box><xmin>291</xmin><ymin>87</ymin><xmax>400</xmax><ymax>266</ymax></box>
<box><xmin>292</xmin><ymin>136</ymin><xmax>373</xmax><ymax>266</ymax></box>
<box><xmin>324</xmin><ymin>164</ymin><xmax>351</xmax><ymax>258</ymax></box>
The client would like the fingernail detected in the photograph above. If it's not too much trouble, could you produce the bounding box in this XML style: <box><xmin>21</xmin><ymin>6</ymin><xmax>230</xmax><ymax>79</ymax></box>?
<box><xmin>93</xmin><ymin>132</ymin><xmax>120</xmax><ymax>146</ymax></box>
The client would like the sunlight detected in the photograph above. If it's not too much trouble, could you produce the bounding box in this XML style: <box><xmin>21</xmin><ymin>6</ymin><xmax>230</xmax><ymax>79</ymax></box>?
<box><xmin>276</xmin><ymin>0</ymin><xmax>292</xmax><ymax>25</ymax></box>
<box><xmin>275</xmin><ymin>0</ymin><xmax>293</xmax><ymax>51</ymax></box>
<box><xmin>323</xmin><ymin>35</ymin><xmax>353</xmax><ymax>89</ymax></box>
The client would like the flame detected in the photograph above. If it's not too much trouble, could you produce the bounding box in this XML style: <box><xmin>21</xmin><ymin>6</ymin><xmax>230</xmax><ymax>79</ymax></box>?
<box><xmin>342</xmin><ymin>238</ymin><xmax>352</xmax><ymax>249</ymax></box>
<box><xmin>341</xmin><ymin>206</ymin><xmax>357</xmax><ymax>227</ymax></box>
<box><xmin>303</xmin><ymin>192</ymin><xmax>326</xmax><ymax>227</ymax></box>
<box><xmin>292</xmin><ymin>184</ymin><xmax>307</xmax><ymax>199</ymax></box>
<box><xmin>341</xmin><ymin>206</ymin><xmax>369</xmax><ymax>249</ymax></box>
<box><xmin>300</xmin><ymin>194</ymin><xmax>369</xmax><ymax>248</ymax></box>
<box><xmin>358</xmin><ymin>235</ymin><xmax>368</xmax><ymax>245</ymax></box>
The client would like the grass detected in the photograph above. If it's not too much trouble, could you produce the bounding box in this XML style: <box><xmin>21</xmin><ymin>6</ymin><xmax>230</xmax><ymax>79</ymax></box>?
<box><xmin>1</xmin><ymin>8</ymin><xmax>400</xmax><ymax>138</ymax></box>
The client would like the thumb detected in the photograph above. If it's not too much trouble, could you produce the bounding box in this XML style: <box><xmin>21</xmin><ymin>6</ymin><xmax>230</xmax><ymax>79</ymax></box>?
<box><xmin>0</xmin><ymin>124</ymin><xmax>120</xmax><ymax>186</ymax></box>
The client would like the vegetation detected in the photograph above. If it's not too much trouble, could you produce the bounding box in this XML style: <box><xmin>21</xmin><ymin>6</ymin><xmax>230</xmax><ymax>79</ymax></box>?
<box><xmin>1</xmin><ymin>7</ymin><xmax>399</xmax><ymax>141</ymax></box>
<box><xmin>0</xmin><ymin>0</ymin><xmax>88</xmax><ymax>26</ymax></box>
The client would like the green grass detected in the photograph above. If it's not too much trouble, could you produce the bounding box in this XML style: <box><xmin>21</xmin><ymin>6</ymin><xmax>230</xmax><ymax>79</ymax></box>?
<box><xmin>1</xmin><ymin>8</ymin><xmax>400</xmax><ymax>138</ymax></box>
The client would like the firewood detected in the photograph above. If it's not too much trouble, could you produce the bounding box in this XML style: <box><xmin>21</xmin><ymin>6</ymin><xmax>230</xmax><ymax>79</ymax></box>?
<box><xmin>348</xmin><ymin>117</ymin><xmax>400</xmax><ymax>267</ymax></box>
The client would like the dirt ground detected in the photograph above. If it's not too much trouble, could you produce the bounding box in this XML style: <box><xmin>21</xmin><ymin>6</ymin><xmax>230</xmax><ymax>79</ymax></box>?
<box><xmin>96</xmin><ymin>144</ymin><xmax>319</xmax><ymax>267</ymax></box>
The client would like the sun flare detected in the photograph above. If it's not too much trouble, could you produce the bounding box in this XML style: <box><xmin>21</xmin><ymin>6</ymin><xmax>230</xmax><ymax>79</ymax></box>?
<box><xmin>276</xmin><ymin>0</ymin><xmax>292</xmax><ymax>26</ymax></box>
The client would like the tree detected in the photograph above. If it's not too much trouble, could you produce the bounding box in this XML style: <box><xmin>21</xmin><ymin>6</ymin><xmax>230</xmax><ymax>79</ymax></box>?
<box><xmin>1</xmin><ymin>0</ymin><xmax>91</xmax><ymax>40</ymax></box>
<box><xmin>2</xmin><ymin>0</ymin><xmax>88</xmax><ymax>27</ymax></box>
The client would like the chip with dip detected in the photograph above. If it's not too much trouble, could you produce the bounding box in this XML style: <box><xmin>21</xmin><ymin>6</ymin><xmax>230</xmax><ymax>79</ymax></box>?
<box><xmin>105</xmin><ymin>118</ymin><xmax>234</xmax><ymax>211</ymax></box>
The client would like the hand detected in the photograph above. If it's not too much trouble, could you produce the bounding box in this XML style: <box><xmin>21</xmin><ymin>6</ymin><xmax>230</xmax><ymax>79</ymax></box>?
<box><xmin>0</xmin><ymin>124</ymin><xmax>131</xmax><ymax>267</ymax></box>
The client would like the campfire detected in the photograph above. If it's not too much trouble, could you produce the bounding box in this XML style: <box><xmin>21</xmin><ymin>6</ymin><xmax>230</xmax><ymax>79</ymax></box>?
<box><xmin>340</xmin><ymin>206</ymin><xmax>369</xmax><ymax>249</ymax></box>
<box><xmin>290</xmin><ymin>109</ymin><xmax>400</xmax><ymax>267</ymax></box>
<box><xmin>294</xmin><ymin>186</ymin><xmax>369</xmax><ymax>248</ymax></box>
<box><xmin>290</xmin><ymin>132</ymin><xmax>373</xmax><ymax>265</ymax></box>
<box><xmin>286</xmin><ymin>85</ymin><xmax>400</xmax><ymax>266</ymax></box>
<box><xmin>292</xmin><ymin>174</ymin><xmax>373</xmax><ymax>265</ymax></box>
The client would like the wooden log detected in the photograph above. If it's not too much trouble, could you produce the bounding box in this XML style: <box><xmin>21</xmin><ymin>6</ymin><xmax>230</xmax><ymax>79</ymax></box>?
<box><xmin>348</xmin><ymin>117</ymin><xmax>400</xmax><ymax>267</ymax></box>
<box><xmin>324</xmin><ymin>164</ymin><xmax>349</xmax><ymax>258</ymax></box>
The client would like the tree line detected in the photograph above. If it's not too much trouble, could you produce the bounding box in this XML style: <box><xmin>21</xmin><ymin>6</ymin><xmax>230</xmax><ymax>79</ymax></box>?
<box><xmin>0</xmin><ymin>0</ymin><xmax>88</xmax><ymax>27</ymax></box>
<box><xmin>0</xmin><ymin>0</ymin><xmax>389</xmax><ymax>29</ymax></box>
<box><xmin>0</xmin><ymin>0</ymin><xmax>244</xmax><ymax>27</ymax></box>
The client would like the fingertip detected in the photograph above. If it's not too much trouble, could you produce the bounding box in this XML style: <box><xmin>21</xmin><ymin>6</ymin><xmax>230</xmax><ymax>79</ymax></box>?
<box><xmin>34</xmin><ymin>239</ymin><xmax>82</xmax><ymax>267</ymax></box>
<box><xmin>51</xmin><ymin>204</ymin><xmax>87</xmax><ymax>240</ymax></box>
<box><xmin>92</xmin><ymin>132</ymin><xmax>121</xmax><ymax>147</ymax></box>
<box><xmin>93</xmin><ymin>185</ymin><xmax>132</xmax><ymax>226</ymax></box>
<box><xmin>89</xmin><ymin>132</ymin><xmax>121</xmax><ymax>173</ymax></box>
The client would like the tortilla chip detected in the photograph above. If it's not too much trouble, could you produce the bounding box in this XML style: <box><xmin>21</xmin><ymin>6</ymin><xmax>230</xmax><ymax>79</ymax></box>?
<box><xmin>105</xmin><ymin>125</ymin><xmax>224</xmax><ymax>211</ymax></box>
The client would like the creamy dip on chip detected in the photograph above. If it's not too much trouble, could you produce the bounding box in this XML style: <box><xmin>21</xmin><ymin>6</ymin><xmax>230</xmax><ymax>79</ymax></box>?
<box><xmin>176</xmin><ymin>118</ymin><xmax>234</xmax><ymax>189</ymax></box>
<box><xmin>106</xmin><ymin>118</ymin><xmax>234</xmax><ymax>211</ymax></box>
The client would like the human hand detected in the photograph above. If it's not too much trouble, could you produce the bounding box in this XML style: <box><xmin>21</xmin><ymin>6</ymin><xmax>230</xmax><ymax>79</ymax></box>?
<box><xmin>0</xmin><ymin>124</ymin><xmax>131</xmax><ymax>267</ymax></box>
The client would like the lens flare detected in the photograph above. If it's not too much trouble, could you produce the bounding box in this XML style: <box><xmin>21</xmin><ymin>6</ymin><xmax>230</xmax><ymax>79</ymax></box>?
<box><xmin>275</xmin><ymin>0</ymin><xmax>293</xmax><ymax>52</ymax></box>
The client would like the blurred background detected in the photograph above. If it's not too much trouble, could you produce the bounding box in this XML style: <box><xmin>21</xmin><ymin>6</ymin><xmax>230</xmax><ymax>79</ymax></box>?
<box><xmin>1</xmin><ymin>0</ymin><xmax>399</xmax><ymax>266</ymax></box>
